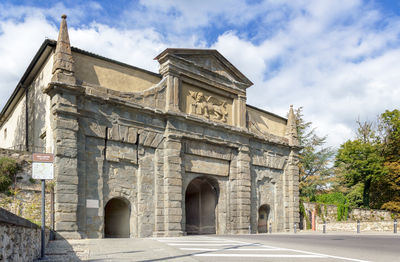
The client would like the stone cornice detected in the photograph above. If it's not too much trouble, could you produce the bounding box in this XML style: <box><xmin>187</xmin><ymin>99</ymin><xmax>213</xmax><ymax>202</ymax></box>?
<box><xmin>48</xmin><ymin>82</ymin><xmax>291</xmax><ymax>148</ymax></box>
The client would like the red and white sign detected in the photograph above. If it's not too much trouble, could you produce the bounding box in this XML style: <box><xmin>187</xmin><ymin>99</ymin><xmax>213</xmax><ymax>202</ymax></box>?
<box><xmin>32</xmin><ymin>153</ymin><xmax>54</xmax><ymax>163</ymax></box>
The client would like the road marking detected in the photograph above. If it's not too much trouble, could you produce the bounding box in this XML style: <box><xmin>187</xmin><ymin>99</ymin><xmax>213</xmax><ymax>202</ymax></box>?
<box><xmin>156</xmin><ymin>236</ymin><xmax>371</xmax><ymax>262</ymax></box>
<box><xmin>194</xmin><ymin>254</ymin><xmax>326</xmax><ymax>258</ymax></box>
<box><xmin>157</xmin><ymin>240</ymin><xmax>239</xmax><ymax>243</ymax></box>
<box><xmin>167</xmin><ymin>243</ymin><xmax>240</xmax><ymax>246</ymax></box>
<box><xmin>180</xmin><ymin>248</ymin><xmax>285</xmax><ymax>251</ymax></box>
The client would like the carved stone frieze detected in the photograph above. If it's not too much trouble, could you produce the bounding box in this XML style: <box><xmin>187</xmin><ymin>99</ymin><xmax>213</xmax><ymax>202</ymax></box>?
<box><xmin>188</xmin><ymin>91</ymin><xmax>228</xmax><ymax>122</ymax></box>
<box><xmin>180</xmin><ymin>82</ymin><xmax>232</xmax><ymax>124</ymax></box>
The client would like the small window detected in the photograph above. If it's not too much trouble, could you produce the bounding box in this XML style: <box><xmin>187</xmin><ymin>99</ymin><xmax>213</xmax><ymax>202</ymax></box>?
<box><xmin>3</xmin><ymin>128</ymin><xmax>6</xmax><ymax>139</ymax></box>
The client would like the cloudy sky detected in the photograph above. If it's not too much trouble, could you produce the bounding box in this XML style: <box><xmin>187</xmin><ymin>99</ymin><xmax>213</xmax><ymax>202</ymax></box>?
<box><xmin>0</xmin><ymin>0</ymin><xmax>399</xmax><ymax>148</ymax></box>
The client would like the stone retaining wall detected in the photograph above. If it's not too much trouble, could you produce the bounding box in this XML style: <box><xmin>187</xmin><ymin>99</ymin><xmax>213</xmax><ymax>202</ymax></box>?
<box><xmin>0</xmin><ymin>149</ymin><xmax>53</xmax><ymax>227</ymax></box>
<box><xmin>316</xmin><ymin>220</ymin><xmax>395</xmax><ymax>232</ymax></box>
<box><xmin>303</xmin><ymin>202</ymin><xmax>394</xmax><ymax>223</ymax></box>
<box><xmin>302</xmin><ymin>202</ymin><xmax>398</xmax><ymax>232</ymax></box>
<box><xmin>0</xmin><ymin>208</ymin><xmax>49</xmax><ymax>261</ymax></box>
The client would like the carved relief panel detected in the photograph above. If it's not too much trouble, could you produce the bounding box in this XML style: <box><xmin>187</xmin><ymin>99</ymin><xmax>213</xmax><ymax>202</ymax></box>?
<box><xmin>180</xmin><ymin>83</ymin><xmax>233</xmax><ymax>124</ymax></box>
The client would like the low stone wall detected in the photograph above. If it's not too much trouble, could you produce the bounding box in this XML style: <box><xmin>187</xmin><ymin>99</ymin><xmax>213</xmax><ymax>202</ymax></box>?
<box><xmin>316</xmin><ymin>221</ymin><xmax>395</xmax><ymax>232</ymax></box>
<box><xmin>303</xmin><ymin>202</ymin><xmax>394</xmax><ymax>223</ymax></box>
<box><xmin>0</xmin><ymin>208</ymin><xmax>49</xmax><ymax>261</ymax></box>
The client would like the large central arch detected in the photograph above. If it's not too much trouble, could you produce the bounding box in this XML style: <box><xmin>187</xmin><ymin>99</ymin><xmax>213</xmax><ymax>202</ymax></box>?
<box><xmin>185</xmin><ymin>176</ymin><xmax>219</xmax><ymax>235</ymax></box>
<box><xmin>104</xmin><ymin>198</ymin><xmax>130</xmax><ymax>238</ymax></box>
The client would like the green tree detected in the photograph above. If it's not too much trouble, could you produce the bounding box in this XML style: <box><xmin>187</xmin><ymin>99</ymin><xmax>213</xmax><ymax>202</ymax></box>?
<box><xmin>295</xmin><ymin>107</ymin><xmax>335</xmax><ymax>198</ymax></box>
<box><xmin>378</xmin><ymin>109</ymin><xmax>400</xmax><ymax>211</ymax></box>
<box><xmin>335</xmin><ymin>139</ymin><xmax>386</xmax><ymax>208</ymax></box>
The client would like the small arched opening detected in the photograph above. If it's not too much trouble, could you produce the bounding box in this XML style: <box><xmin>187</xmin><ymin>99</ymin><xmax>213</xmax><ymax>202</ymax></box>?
<box><xmin>258</xmin><ymin>204</ymin><xmax>270</xmax><ymax>233</ymax></box>
<box><xmin>185</xmin><ymin>176</ymin><xmax>219</xmax><ymax>235</ymax></box>
<box><xmin>104</xmin><ymin>198</ymin><xmax>130</xmax><ymax>238</ymax></box>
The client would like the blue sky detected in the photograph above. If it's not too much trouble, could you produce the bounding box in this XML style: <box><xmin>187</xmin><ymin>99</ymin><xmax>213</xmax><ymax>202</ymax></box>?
<box><xmin>0</xmin><ymin>0</ymin><xmax>399</xmax><ymax>148</ymax></box>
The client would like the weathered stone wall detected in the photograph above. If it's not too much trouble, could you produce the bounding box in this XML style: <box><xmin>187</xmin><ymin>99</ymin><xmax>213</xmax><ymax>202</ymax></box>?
<box><xmin>49</xmin><ymin>86</ymin><xmax>299</xmax><ymax>238</ymax></box>
<box><xmin>303</xmin><ymin>202</ymin><xmax>397</xmax><ymax>232</ymax></box>
<box><xmin>0</xmin><ymin>149</ymin><xmax>53</xmax><ymax>227</ymax></box>
<box><xmin>316</xmin><ymin>221</ymin><xmax>396</xmax><ymax>232</ymax></box>
<box><xmin>303</xmin><ymin>202</ymin><xmax>395</xmax><ymax>223</ymax></box>
<box><xmin>0</xmin><ymin>208</ymin><xmax>49</xmax><ymax>262</ymax></box>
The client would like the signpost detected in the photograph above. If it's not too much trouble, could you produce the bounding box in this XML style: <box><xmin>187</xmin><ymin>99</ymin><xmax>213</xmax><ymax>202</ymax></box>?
<box><xmin>32</xmin><ymin>153</ymin><xmax>54</xmax><ymax>260</ymax></box>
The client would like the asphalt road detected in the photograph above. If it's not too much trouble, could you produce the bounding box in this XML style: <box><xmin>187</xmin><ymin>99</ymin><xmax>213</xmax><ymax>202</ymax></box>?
<box><xmin>42</xmin><ymin>233</ymin><xmax>400</xmax><ymax>261</ymax></box>
<box><xmin>211</xmin><ymin>233</ymin><xmax>400</xmax><ymax>262</ymax></box>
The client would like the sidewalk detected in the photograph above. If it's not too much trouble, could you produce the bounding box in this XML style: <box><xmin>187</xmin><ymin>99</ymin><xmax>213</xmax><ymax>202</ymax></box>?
<box><xmin>40</xmin><ymin>238</ymin><xmax>197</xmax><ymax>262</ymax></box>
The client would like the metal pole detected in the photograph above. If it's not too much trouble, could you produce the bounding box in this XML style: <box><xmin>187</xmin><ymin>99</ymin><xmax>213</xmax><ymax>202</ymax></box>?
<box><xmin>248</xmin><ymin>224</ymin><xmax>251</xmax><ymax>234</ymax></box>
<box><xmin>294</xmin><ymin>223</ymin><xmax>297</xmax><ymax>233</ymax></box>
<box><xmin>357</xmin><ymin>220</ymin><xmax>360</xmax><ymax>234</ymax></box>
<box><xmin>394</xmin><ymin>219</ymin><xmax>397</xmax><ymax>234</ymax></box>
<box><xmin>323</xmin><ymin>220</ymin><xmax>326</xmax><ymax>234</ymax></box>
<box><xmin>41</xmin><ymin>179</ymin><xmax>45</xmax><ymax>259</ymax></box>
<box><xmin>269</xmin><ymin>222</ymin><xmax>272</xmax><ymax>234</ymax></box>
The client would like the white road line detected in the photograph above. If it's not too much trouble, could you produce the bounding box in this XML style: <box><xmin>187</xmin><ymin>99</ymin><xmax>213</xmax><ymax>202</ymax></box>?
<box><xmin>180</xmin><ymin>248</ymin><xmax>285</xmax><ymax>251</ymax></box>
<box><xmin>156</xmin><ymin>240</ymin><xmax>239</xmax><ymax>243</ymax></box>
<box><xmin>194</xmin><ymin>254</ymin><xmax>326</xmax><ymax>258</ymax></box>
<box><xmin>273</xmin><ymin>247</ymin><xmax>371</xmax><ymax>262</ymax></box>
<box><xmin>157</xmin><ymin>236</ymin><xmax>371</xmax><ymax>262</ymax></box>
<box><xmin>167</xmin><ymin>243</ymin><xmax>239</xmax><ymax>246</ymax></box>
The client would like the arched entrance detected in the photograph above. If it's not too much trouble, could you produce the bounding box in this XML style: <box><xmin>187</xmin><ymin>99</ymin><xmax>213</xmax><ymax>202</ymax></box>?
<box><xmin>185</xmin><ymin>177</ymin><xmax>219</xmax><ymax>235</ymax></box>
<box><xmin>104</xmin><ymin>198</ymin><xmax>130</xmax><ymax>238</ymax></box>
<box><xmin>258</xmin><ymin>204</ymin><xmax>270</xmax><ymax>233</ymax></box>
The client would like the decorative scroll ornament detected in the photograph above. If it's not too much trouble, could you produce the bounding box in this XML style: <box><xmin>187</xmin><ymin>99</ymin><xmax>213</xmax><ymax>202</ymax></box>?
<box><xmin>189</xmin><ymin>91</ymin><xmax>228</xmax><ymax>122</ymax></box>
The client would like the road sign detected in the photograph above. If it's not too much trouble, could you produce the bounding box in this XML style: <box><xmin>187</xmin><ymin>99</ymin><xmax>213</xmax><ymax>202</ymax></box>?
<box><xmin>32</xmin><ymin>153</ymin><xmax>54</xmax><ymax>259</ymax></box>
<box><xmin>32</xmin><ymin>153</ymin><xmax>54</xmax><ymax>180</ymax></box>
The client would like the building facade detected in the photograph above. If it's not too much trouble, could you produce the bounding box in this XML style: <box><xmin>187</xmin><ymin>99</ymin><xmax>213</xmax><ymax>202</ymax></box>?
<box><xmin>0</xmin><ymin>16</ymin><xmax>300</xmax><ymax>239</ymax></box>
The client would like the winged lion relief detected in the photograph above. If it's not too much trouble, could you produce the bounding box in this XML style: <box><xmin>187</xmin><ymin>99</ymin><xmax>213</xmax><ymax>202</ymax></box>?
<box><xmin>189</xmin><ymin>91</ymin><xmax>228</xmax><ymax>123</ymax></box>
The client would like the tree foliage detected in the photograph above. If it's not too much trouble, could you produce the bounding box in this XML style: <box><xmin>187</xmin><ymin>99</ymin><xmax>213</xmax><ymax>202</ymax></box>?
<box><xmin>0</xmin><ymin>157</ymin><xmax>19</xmax><ymax>193</ymax></box>
<box><xmin>295</xmin><ymin>107</ymin><xmax>335</xmax><ymax>198</ymax></box>
<box><xmin>378</xmin><ymin>109</ymin><xmax>400</xmax><ymax>212</ymax></box>
<box><xmin>334</xmin><ymin>109</ymin><xmax>400</xmax><ymax>211</ymax></box>
<box><xmin>335</xmin><ymin>139</ymin><xmax>386</xmax><ymax>207</ymax></box>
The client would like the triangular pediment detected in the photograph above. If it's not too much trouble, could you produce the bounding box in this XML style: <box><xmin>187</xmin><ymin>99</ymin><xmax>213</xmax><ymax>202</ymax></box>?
<box><xmin>155</xmin><ymin>48</ymin><xmax>253</xmax><ymax>88</ymax></box>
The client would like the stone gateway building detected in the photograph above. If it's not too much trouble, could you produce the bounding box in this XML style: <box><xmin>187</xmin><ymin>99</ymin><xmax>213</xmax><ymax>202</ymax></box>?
<box><xmin>0</xmin><ymin>16</ymin><xmax>299</xmax><ymax>239</ymax></box>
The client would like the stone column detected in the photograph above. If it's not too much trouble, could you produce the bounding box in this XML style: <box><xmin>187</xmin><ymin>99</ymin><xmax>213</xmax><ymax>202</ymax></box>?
<box><xmin>153</xmin><ymin>145</ymin><xmax>165</xmax><ymax>237</ymax></box>
<box><xmin>236</xmin><ymin>145</ymin><xmax>251</xmax><ymax>233</ymax></box>
<box><xmin>165</xmin><ymin>73</ymin><xmax>180</xmax><ymax>112</ymax></box>
<box><xmin>163</xmin><ymin>136</ymin><xmax>184</xmax><ymax>236</ymax></box>
<box><xmin>137</xmin><ymin>146</ymin><xmax>155</xmax><ymax>237</ymax></box>
<box><xmin>49</xmin><ymin>90</ymin><xmax>82</xmax><ymax>239</ymax></box>
<box><xmin>286</xmin><ymin>149</ymin><xmax>300</xmax><ymax>231</ymax></box>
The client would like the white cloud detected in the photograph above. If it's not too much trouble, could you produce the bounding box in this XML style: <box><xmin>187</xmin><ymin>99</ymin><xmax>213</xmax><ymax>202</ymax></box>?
<box><xmin>0</xmin><ymin>0</ymin><xmax>399</xmax><ymax>149</ymax></box>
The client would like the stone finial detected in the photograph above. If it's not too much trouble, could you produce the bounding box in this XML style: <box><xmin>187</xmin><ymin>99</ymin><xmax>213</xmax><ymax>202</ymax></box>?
<box><xmin>52</xmin><ymin>14</ymin><xmax>74</xmax><ymax>77</ymax></box>
<box><xmin>286</xmin><ymin>105</ymin><xmax>299</xmax><ymax>146</ymax></box>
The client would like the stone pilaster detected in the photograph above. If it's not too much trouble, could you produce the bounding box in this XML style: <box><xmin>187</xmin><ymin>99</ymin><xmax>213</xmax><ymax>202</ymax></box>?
<box><xmin>236</xmin><ymin>145</ymin><xmax>251</xmax><ymax>233</ymax></box>
<box><xmin>163</xmin><ymin>136</ymin><xmax>184</xmax><ymax>236</ymax></box>
<box><xmin>285</xmin><ymin>105</ymin><xmax>300</xmax><ymax>231</ymax></box>
<box><xmin>137</xmin><ymin>146</ymin><xmax>155</xmax><ymax>237</ymax></box>
<box><xmin>50</xmin><ymin>91</ymin><xmax>82</xmax><ymax>239</ymax></box>
<box><xmin>235</xmin><ymin>94</ymin><xmax>247</xmax><ymax>128</ymax></box>
<box><xmin>153</xmin><ymin>145</ymin><xmax>165</xmax><ymax>237</ymax></box>
<box><xmin>286</xmin><ymin>149</ymin><xmax>300</xmax><ymax>231</ymax></box>
<box><xmin>165</xmin><ymin>74</ymin><xmax>180</xmax><ymax>112</ymax></box>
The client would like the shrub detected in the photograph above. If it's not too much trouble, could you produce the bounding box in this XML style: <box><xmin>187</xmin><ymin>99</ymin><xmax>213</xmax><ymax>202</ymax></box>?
<box><xmin>0</xmin><ymin>157</ymin><xmax>19</xmax><ymax>193</ymax></box>
<box><xmin>316</xmin><ymin>192</ymin><xmax>347</xmax><ymax>205</ymax></box>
